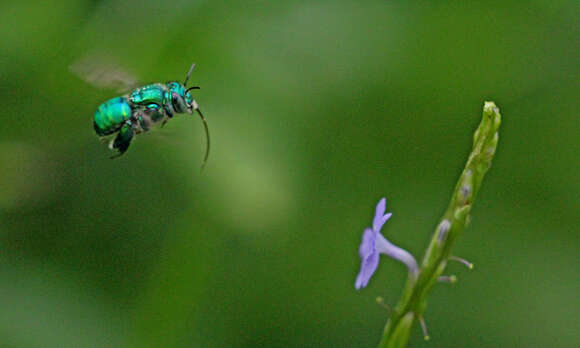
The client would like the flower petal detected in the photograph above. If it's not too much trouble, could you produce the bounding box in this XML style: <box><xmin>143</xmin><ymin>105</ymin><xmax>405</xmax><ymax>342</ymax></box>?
<box><xmin>359</xmin><ymin>228</ymin><xmax>375</xmax><ymax>258</ymax></box>
<box><xmin>373</xmin><ymin>213</ymin><xmax>393</xmax><ymax>233</ymax></box>
<box><xmin>373</xmin><ymin>198</ymin><xmax>391</xmax><ymax>232</ymax></box>
<box><xmin>377</xmin><ymin>212</ymin><xmax>393</xmax><ymax>232</ymax></box>
<box><xmin>355</xmin><ymin>248</ymin><xmax>379</xmax><ymax>290</ymax></box>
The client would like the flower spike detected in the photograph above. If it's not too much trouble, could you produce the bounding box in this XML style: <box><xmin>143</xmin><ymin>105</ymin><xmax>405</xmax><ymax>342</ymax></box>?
<box><xmin>375</xmin><ymin>102</ymin><xmax>501</xmax><ymax>347</ymax></box>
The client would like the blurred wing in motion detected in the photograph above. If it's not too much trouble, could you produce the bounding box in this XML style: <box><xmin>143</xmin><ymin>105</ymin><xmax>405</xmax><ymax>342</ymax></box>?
<box><xmin>70</xmin><ymin>54</ymin><xmax>139</xmax><ymax>93</ymax></box>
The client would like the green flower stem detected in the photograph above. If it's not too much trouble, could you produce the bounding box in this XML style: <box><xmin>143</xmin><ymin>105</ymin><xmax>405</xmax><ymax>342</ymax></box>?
<box><xmin>378</xmin><ymin>102</ymin><xmax>501</xmax><ymax>348</ymax></box>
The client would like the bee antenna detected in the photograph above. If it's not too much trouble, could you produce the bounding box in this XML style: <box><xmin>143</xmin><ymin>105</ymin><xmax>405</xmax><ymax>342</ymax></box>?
<box><xmin>195</xmin><ymin>107</ymin><xmax>210</xmax><ymax>171</ymax></box>
<box><xmin>183</xmin><ymin>63</ymin><xmax>196</xmax><ymax>87</ymax></box>
<box><xmin>186</xmin><ymin>86</ymin><xmax>200</xmax><ymax>92</ymax></box>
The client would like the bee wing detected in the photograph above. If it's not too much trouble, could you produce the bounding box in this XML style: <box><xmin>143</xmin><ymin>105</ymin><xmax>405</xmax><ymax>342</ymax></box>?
<box><xmin>70</xmin><ymin>55</ymin><xmax>139</xmax><ymax>93</ymax></box>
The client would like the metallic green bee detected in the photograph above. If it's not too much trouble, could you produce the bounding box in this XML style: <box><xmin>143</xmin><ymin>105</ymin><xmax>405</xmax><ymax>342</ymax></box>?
<box><xmin>80</xmin><ymin>62</ymin><xmax>210</xmax><ymax>168</ymax></box>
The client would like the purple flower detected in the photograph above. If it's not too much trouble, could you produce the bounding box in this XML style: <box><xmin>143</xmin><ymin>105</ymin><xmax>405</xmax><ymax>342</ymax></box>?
<box><xmin>355</xmin><ymin>198</ymin><xmax>418</xmax><ymax>290</ymax></box>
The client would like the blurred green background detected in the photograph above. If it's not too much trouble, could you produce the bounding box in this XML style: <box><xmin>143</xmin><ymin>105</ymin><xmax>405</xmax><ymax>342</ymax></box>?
<box><xmin>0</xmin><ymin>1</ymin><xmax>578</xmax><ymax>347</ymax></box>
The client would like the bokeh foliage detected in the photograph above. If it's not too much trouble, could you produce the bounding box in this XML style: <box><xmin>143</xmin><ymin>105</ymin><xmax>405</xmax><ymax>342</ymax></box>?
<box><xmin>0</xmin><ymin>1</ymin><xmax>578</xmax><ymax>347</ymax></box>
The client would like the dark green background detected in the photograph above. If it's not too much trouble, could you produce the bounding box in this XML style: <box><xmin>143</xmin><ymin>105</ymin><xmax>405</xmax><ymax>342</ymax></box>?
<box><xmin>0</xmin><ymin>1</ymin><xmax>578</xmax><ymax>347</ymax></box>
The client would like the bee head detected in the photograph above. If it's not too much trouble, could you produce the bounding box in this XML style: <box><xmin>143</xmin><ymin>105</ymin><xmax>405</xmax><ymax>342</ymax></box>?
<box><xmin>165</xmin><ymin>82</ymin><xmax>191</xmax><ymax>114</ymax></box>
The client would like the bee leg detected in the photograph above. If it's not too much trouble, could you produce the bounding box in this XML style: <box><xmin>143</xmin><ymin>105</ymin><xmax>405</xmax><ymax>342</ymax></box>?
<box><xmin>140</xmin><ymin>103</ymin><xmax>165</xmax><ymax>128</ymax></box>
<box><xmin>135</xmin><ymin>114</ymin><xmax>150</xmax><ymax>132</ymax></box>
<box><xmin>109</xmin><ymin>123</ymin><xmax>134</xmax><ymax>158</ymax></box>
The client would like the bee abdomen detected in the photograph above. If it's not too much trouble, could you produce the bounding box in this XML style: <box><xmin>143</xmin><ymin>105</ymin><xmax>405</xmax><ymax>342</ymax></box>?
<box><xmin>93</xmin><ymin>97</ymin><xmax>132</xmax><ymax>136</ymax></box>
